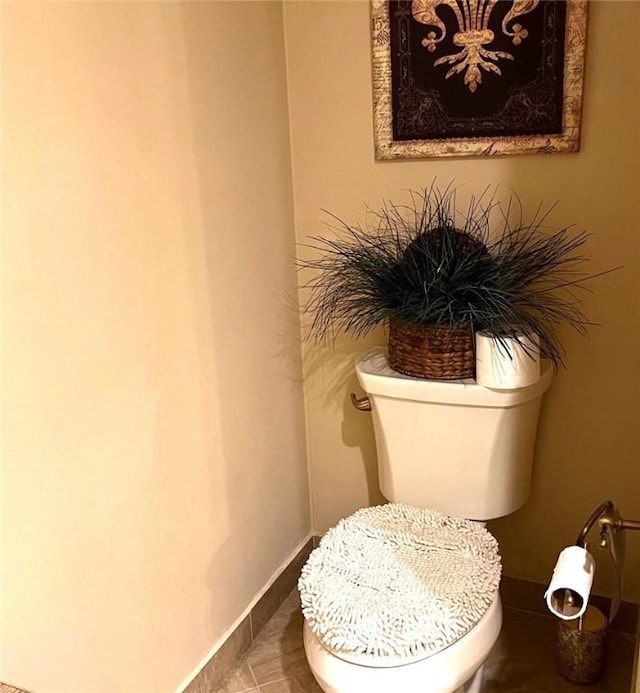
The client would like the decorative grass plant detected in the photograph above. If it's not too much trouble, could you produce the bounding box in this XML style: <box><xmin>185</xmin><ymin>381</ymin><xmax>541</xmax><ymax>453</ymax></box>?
<box><xmin>300</xmin><ymin>184</ymin><xmax>615</xmax><ymax>378</ymax></box>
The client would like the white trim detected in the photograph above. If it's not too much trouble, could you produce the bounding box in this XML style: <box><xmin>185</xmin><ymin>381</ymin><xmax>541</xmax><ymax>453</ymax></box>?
<box><xmin>175</xmin><ymin>531</ymin><xmax>314</xmax><ymax>693</ymax></box>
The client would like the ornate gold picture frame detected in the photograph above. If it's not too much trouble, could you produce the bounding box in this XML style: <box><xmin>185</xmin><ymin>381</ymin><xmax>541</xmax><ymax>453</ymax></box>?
<box><xmin>372</xmin><ymin>0</ymin><xmax>587</xmax><ymax>159</ymax></box>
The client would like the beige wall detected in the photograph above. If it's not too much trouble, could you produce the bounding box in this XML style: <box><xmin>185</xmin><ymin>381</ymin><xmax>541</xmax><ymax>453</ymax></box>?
<box><xmin>1</xmin><ymin>3</ymin><xmax>310</xmax><ymax>692</ymax></box>
<box><xmin>284</xmin><ymin>0</ymin><xmax>640</xmax><ymax>602</ymax></box>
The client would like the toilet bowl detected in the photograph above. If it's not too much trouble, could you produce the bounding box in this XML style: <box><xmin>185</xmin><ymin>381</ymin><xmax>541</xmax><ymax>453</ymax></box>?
<box><xmin>299</xmin><ymin>348</ymin><xmax>552</xmax><ymax>692</ymax></box>
<box><xmin>299</xmin><ymin>504</ymin><xmax>504</xmax><ymax>693</ymax></box>
<box><xmin>303</xmin><ymin>594</ymin><xmax>502</xmax><ymax>693</ymax></box>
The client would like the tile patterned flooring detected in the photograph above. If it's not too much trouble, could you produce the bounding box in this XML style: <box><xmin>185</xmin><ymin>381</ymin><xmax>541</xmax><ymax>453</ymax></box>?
<box><xmin>1</xmin><ymin>589</ymin><xmax>635</xmax><ymax>693</ymax></box>
<box><xmin>216</xmin><ymin>590</ymin><xmax>637</xmax><ymax>693</ymax></box>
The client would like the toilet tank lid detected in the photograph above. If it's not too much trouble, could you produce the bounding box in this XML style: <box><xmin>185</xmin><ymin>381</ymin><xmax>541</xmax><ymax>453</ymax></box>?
<box><xmin>356</xmin><ymin>347</ymin><xmax>553</xmax><ymax>407</ymax></box>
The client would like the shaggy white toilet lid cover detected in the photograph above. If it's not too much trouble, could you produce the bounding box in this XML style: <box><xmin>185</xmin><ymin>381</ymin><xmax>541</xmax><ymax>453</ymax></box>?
<box><xmin>298</xmin><ymin>503</ymin><xmax>501</xmax><ymax>662</ymax></box>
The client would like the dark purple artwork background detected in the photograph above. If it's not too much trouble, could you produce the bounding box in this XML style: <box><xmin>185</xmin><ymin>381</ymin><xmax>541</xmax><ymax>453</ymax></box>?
<box><xmin>389</xmin><ymin>0</ymin><xmax>567</xmax><ymax>141</ymax></box>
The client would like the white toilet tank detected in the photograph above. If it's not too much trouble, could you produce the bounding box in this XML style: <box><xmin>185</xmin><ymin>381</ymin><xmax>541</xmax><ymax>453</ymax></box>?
<box><xmin>356</xmin><ymin>348</ymin><xmax>553</xmax><ymax>521</ymax></box>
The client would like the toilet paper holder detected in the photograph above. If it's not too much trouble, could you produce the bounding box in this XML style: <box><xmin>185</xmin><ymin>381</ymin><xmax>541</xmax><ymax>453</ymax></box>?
<box><xmin>546</xmin><ymin>500</ymin><xmax>639</xmax><ymax>624</ymax></box>
<box><xmin>548</xmin><ymin>501</ymin><xmax>640</xmax><ymax>683</ymax></box>
<box><xmin>575</xmin><ymin>500</ymin><xmax>640</xmax><ymax>550</ymax></box>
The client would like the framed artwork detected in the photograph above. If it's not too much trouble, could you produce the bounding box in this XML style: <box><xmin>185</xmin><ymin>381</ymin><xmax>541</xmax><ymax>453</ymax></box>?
<box><xmin>371</xmin><ymin>0</ymin><xmax>587</xmax><ymax>159</ymax></box>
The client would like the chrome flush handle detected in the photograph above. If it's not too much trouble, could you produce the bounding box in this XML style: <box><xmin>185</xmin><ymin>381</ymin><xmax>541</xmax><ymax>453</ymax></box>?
<box><xmin>350</xmin><ymin>392</ymin><xmax>371</xmax><ymax>411</ymax></box>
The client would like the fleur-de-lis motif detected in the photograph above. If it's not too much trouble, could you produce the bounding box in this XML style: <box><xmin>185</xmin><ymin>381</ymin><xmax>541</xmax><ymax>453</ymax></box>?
<box><xmin>411</xmin><ymin>0</ymin><xmax>540</xmax><ymax>92</ymax></box>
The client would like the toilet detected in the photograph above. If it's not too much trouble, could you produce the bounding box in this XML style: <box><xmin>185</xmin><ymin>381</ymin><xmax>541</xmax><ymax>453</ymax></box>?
<box><xmin>299</xmin><ymin>347</ymin><xmax>553</xmax><ymax>693</ymax></box>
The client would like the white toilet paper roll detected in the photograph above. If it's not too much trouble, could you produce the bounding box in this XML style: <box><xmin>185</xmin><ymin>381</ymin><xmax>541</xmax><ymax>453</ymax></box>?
<box><xmin>475</xmin><ymin>332</ymin><xmax>540</xmax><ymax>389</ymax></box>
<box><xmin>545</xmin><ymin>546</ymin><xmax>595</xmax><ymax>620</ymax></box>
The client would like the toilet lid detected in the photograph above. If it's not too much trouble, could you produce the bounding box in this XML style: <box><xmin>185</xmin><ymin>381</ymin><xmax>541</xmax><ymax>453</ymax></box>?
<box><xmin>298</xmin><ymin>503</ymin><xmax>501</xmax><ymax>664</ymax></box>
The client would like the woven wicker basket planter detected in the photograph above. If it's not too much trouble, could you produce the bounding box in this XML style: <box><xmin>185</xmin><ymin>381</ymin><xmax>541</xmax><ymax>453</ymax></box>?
<box><xmin>388</xmin><ymin>320</ymin><xmax>475</xmax><ymax>380</ymax></box>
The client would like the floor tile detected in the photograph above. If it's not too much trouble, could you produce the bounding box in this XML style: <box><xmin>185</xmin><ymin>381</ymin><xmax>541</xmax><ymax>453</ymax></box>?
<box><xmin>250</xmin><ymin>648</ymin><xmax>310</xmax><ymax>687</ymax></box>
<box><xmin>217</xmin><ymin>659</ymin><xmax>258</xmax><ymax>693</ymax></box>
<box><xmin>482</xmin><ymin>607</ymin><xmax>635</xmax><ymax>692</ymax></box>
<box><xmin>218</xmin><ymin>588</ymin><xmax>636</xmax><ymax>693</ymax></box>
<box><xmin>257</xmin><ymin>672</ymin><xmax>322</xmax><ymax>692</ymax></box>
<box><xmin>248</xmin><ymin>592</ymin><xmax>312</xmax><ymax>686</ymax></box>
